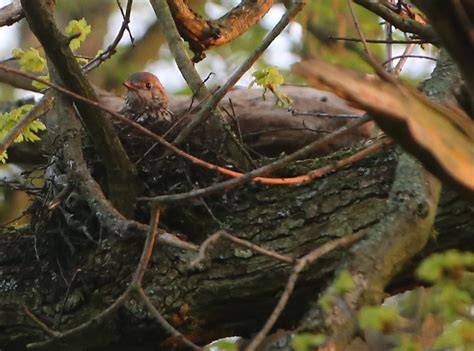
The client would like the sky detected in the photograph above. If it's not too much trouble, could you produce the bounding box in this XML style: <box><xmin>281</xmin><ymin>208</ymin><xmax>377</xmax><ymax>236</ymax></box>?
<box><xmin>0</xmin><ymin>0</ymin><xmax>436</xmax><ymax>98</ymax></box>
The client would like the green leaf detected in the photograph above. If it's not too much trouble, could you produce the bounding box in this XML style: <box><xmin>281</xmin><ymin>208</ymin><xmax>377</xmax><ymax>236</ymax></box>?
<box><xmin>358</xmin><ymin>305</ymin><xmax>401</xmax><ymax>333</ymax></box>
<box><xmin>434</xmin><ymin>319</ymin><xmax>474</xmax><ymax>350</ymax></box>
<box><xmin>0</xmin><ymin>104</ymin><xmax>46</xmax><ymax>164</ymax></box>
<box><xmin>417</xmin><ymin>250</ymin><xmax>474</xmax><ymax>283</ymax></box>
<box><xmin>434</xmin><ymin>283</ymin><xmax>471</xmax><ymax>321</ymax></box>
<box><xmin>0</xmin><ymin>151</ymin><xmax>8</xmax><ymax>164</ymax></box>
<box><xmin>393</xmin><ymin>336</ymin><xmax>422</xmax><ymax>351</ymax></box>
<box><xmin>32</xmin><ymin>74</ymin><xmax>50</xmax><ymax>90</ymax></box>
<box><xmin>334</xmin><ymin>270</ymin><xmax>355</xmax><ymax>294</ymax></box>
<box><xmin>292</xmin><ymin>333</ymin><xmax>326</xmax><ymax>351</ymax></box>
<box><xmin>251</xmin><ymin>66</ymin><xmax>285</xmax><ymax>91</ymax></box>
<box><xmin>65</xmin><ymin>18</ymin><xmax>92</xmax><ymax>50</ymax></box>
<box><xmin>12</xmin><ymin>48</ymin><xmax>46</xmax><ymax>73</ymax></box>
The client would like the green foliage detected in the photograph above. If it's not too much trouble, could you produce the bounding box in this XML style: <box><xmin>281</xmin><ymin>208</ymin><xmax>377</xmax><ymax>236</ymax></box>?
<box><xmin>334</xmin><ymin>270</ymin><xmax>355</xmax><ymax>292</ymax></box>
<box><xmin>292</xmin><ymin>333</ymin><xmax>326</xmax><ymax>351</ymax></box>
<box><xmin>417</xmin><ymin>250</ymin><xmax>474</xmax><ymax>283</ymax></box>
<box><xmin>434</xmin><ymin>320</ymin><xmax>474</xmax><ymax>350</ymax></box>
<box><xmin>250</xmin><ymin>66</ymin><xmax>293</xmax><ymax>107</ymax></box>
<box><xmin>65</xmin><ymin>18</ymin><xmax>92</xmax><ymax>50</ymax></box>
<box><xmin>358</xmin><ymin>305</ymin><xmax>401</xmax><ymax>333</ymax></box>
<box><xmin>0</xmin><ymin>105</ymin><xmax>46</xmax><ymax>163</ymax></box>
<box><xmin>251</xmin><ymin>66</ymin><xmax>284</xmax><ymax>89</ymax></box>
<box><xmin>354</xmin><ymin>251</ymin><xmax>474</xmax><ymax>350</ymax></box>
<box><xmin>393</xmin><ymin>336</ymin><xmax>422</xmax><ymax>351</ymax></box>
<box><xmin>31</xmin><ymin>74</ymin><xmax>50</xmax><ymax>91</ymax></box>
<box><xmin>319</xmin><ymin>270</ymin><xmax>354</xmax><ymax>312</ymax></box>
<box><xmin>12</xmin><ymin>48</ymin><xmax>46</xmax><ymax>73</ymax></box>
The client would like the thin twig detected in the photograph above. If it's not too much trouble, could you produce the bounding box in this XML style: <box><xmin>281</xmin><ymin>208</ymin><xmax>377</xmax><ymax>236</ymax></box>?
<box><xmin>385</xmin><ymin>18</ymin><xmax>393</xmax><ymax>70</ymax></box>
<box><xmin>383</xmin><ymin>54</ymin><xmax>437</xmax><ymax>67</ymax></box>
<box><xmin>347</xmin><ymin>0</ymin><xmax>374</xmax><ymax>62</ymax></box>
<box><xmin>190</xmin><ymin>230</ymin><xmax>295</xmax><ymax>268</ymax></box>
<box><xmin>137</xmin><ymin>288</ymin><xmax>202</xmax><ymax>350</ymax></box>
<box><xmin>27</xmin><ymin>293</ymin><xmax>128</xmax><ymax>349</ymax></box>
<box><xmin>290</xmin><ymin>109</ymin><xmax>362</xmax><ymax>119</ymax></box>
<box><xmin>245</xmin><ymin>232</ymin><xmax>366</xmax><ymax>351</ymax></box>
<box><xmin>328</xmin><ymin>36</ymin><xmax>426</xmax><ymax>44</ymax></box>
<box><xmin>83</xmin><ymin>0</ymin><xmax>134</xmax><ymax>72</ymax></box>
<box><xmin>346</xmin><ymin>1</ymin><xmax>397</xmax><ymax>84</ymax></box>
<box><xmin>131</xmin><ymin>207</ymin><xmax>160</xmax><ymax>286</ymax></box>
<box><xmin>392</xmin><ymin>42</ymin><xmax>415</xmax><ymax>75</ymax></box>
<box><xmin>23</xmin><ymin>305</ymin><xmax>60</xmax><ymax>338</ymax></box>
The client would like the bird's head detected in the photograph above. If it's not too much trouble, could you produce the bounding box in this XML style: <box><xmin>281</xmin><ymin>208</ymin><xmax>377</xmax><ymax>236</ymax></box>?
<box><xmin>123</xmin><ymin>72</ymin><xmax>169</xmax><ymax>115</ymax></box>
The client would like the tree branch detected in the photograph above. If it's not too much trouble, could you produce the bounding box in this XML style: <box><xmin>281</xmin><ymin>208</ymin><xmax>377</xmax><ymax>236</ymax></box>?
<box><xmin>20</xmin><ymin>0</ymin><xmax>139</xmax><ymax>216</ymax></box>
<box><xmin>354</xmin><ymin>0</ymin><xmax>436</xmax><ymax>41</ymax></box>
<box><xmin>0</xmin><ymin>0</ymin><xmax>23</xmax><ymax>27</ymax></box>
<box><xmin>166</xmin><ymin>0</ymin><xmax>275</xmax><ymax>62</ymax></box>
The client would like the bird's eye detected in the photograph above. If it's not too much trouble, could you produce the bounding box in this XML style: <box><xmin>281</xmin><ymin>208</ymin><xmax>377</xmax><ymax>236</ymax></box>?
<box><xmin>145</xmin><ymin>82</ymin><xmax>152</xmax><ymax>89</ymax></box>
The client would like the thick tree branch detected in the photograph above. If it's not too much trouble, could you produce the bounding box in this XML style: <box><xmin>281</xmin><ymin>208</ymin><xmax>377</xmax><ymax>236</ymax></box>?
<box><xmin>20</xmin><ymin>0</ymin><xmax>139</xmax><ymax>216</ymax></box>
<box><xmin>166</xmin><ymin>0</ymin><xmax>275</xmax><ymax>62</ymax></box>
<box><xmin>0</xmin><ymin>0</ymin><xmax>23</xmax><ymax>27</ymax></box>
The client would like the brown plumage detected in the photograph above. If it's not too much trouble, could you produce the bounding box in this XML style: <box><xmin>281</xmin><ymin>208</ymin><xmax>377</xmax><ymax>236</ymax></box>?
<box><xmin>120</xmin><ymin>72</ymin><xmax>173</xmax><ymax>123</ymax></box>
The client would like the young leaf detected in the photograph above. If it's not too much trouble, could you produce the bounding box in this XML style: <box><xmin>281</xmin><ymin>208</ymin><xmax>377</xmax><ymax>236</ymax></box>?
<box><xmin>12</xmin><ymin>48</ymin><xmax>46</xmax><ymax>73</ymax></box>
<box><xmin>65</xmin><ymin>18</ymin><xmax>92</xmax><ymax>50</ymax></box>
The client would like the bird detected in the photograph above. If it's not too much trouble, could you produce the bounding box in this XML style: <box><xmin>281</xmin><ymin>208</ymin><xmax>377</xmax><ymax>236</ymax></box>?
<box><xmin>120</xmin><ymin>72</ymin><xmax>174</xmax><ymax>123</ymax></box>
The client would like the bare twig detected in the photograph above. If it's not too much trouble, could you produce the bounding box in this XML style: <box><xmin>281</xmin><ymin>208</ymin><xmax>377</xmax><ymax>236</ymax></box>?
<box><xmin>245</xmin><ymin>232</ymin><xmax>366</xmax><ymax>351</ymax></box>
<box><xmin>23</xmin><ymin>305</ymin><xmax>60</xmax><ymax>338</ymax></box>
<box><xmin>385</xmin><ymin>18</ymin><xmax>393</xmax><ymax>70</ymax></box>
<box><xmin>137</xmin><ymin>288</ymin><xmax>202</xmax><ymax>350</ymax></box>
<box><xmin>383</xmin><ymin>54</ymin><xmax>437</xmax><ymax>67</ymax></box>
<box><xmin>190</xmin><ymin>230</ymin><xmax>295</xmax><ymax>268</ymax></box>
<box><xmin>130</xmin><ymin>208</ymin><xmax>160</xmax><ymax>286</ymax></box>
<box><xmin>347</xmin><ymin>0</ymin><xmax>373</xmax><ymax>61</ymax></box>
<box><xmin>27</xmin><ymin>293</ymin><xmax>128</xmax><ymax>349</ymax></box>
<box><xmin>83</xmin><ymin>0</ymin><xmax>134</xmax><ymax>73</ymax></box>
<box><xmin>290</xmin><ymin>109</ymin><xmax>362</xmax><ymax>119</ymax></box>
<box><xmin>128</xmin><ymin>207</ymin><xmax>201</xmax><ymax>350</ymax></box>
<box><xmin>328</xmin><ymin>36</ymin><xmax>426</xmax><ymax>44</ymax></box>
<box><xmin>392</xmin><ymin>43</ymin><xmax>415</xmax><ymax>75</ymax></box>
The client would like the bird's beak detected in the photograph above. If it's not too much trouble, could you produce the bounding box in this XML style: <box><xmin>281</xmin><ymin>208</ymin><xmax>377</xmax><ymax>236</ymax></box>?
<box><xmin>123</xmin><ymin>80</ymin><xmax>136</xmax><ymax>91</ymax></box>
